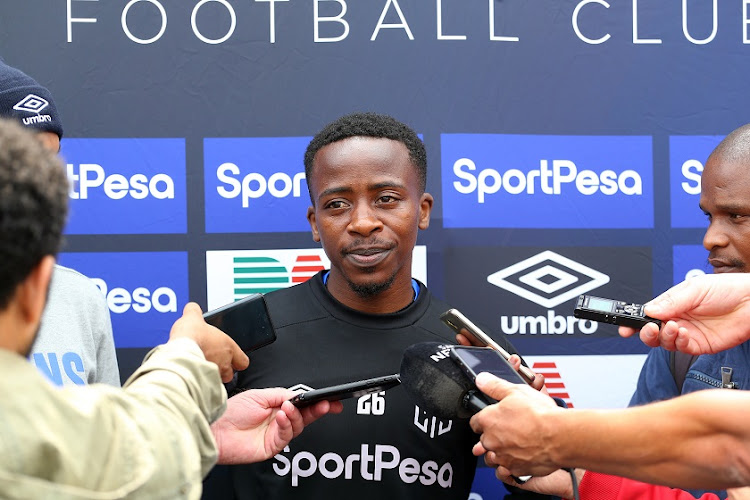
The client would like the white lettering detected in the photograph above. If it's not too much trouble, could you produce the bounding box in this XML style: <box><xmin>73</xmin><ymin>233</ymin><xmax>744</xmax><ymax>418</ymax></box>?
<box><xmin>681</xmin><ymin>159</ymin><xmax>703</xmax><ymax>195</ymax></box>
<box><xmin>256</xmin><ymin>0</ymin><xmax>289</xmax><ymax>44</ymax></box>
<box><xmin>314</xmin><ymin>0</ymin><xmax>349</xmax><ymax>43</ymax></box>
<box><xmin>572</xmin><ymin>0</ymin><xmax>610</xmax><ymax>45</ymax></box>
<box><xmin>91</xmin><ymin>278</ymin><xmax>177</xmax><ymax>314</ymax></box>
<box><xmin>372</xmin><ymin>0</ymin><xmax>413</xmax><ymax>41</ymax></box>
<box><xmin>632</xmin><ymin>0</ymin><xmax>662</xmax><ymax>44</ymax></box>
<box><xmin>66</xmin><ymin>164</ymin><xmax>175</xmax><ymax>200</ymax></box>
<box><xmin>682</xmin><ymin>0</ymin><xmax>717</xmax><ymax>45</ymax></box>
<box><xmin>67</xmin><ymin>0</ymin><xmax>98</xmax><ymax>43</ymax></box>
<box><xmin>501</xmin><ymin>311</ymin><xmax>598</xmax><ymax>335</ymax></box>
<box><xmin>122</xmin><ymin>0</ymin><xmax>167</xmax><ymax>45</ymax></box>
<box><xmin>191</xmin><ymin>0</ymin><xmax>236</xmax><ymax>44</ymax></box>
<box><xmin>216</xmin><ymin>163</ymin><xmax>306</xmax><ymax>207</ymax></box>
<box><xmin>436</xmin><ymin>0</ymin><xmax>466</xmax><ymax>40</ymax></box>
<box><xmin>274</xmin><ymin>444</ymin><xmax>454</xmax><ymax>487</ymax></box>
<box><xmin>488</xmin><ymin>0</ymin><xmax>519</xmax><ymax>42</ymax></box>
<box><xmin>453</xmin><ymin>159</ymin><xmax>644</xmax><ymax>202</ymax></box>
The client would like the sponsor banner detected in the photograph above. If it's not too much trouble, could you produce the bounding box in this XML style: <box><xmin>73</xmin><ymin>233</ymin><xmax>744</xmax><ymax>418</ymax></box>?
<box><xmin>204</xmin><ymin>137</ymin><xmax>312</xmax><ymax>233</ymax></box>
<box><xmin>444</xmin><ymin>247</ymin><xmax>653</xmax><ymax>355</ymax></box>
<box><xmin>670</xmin><ymin>135</ymin><xmax>722</xmax><ymax>228</ymax></box>
<box><xmin>673</xmin><ymin>244</ymin><xmax>710</xmax><ymax>284</ymax></box>
<box><xmin>441</xmin><ymin>134</ymin><xmax>654</xmax><ymax>228</ymax></box>
<box><xmin>58</xmin><ymin>252</ymin><xmax>188</xmax><ymax>348</ymax></box>
<box><xmin>206</xmin><ymin>246</ymin><xmax>427</xmax><ymax>309</ymax></box>
<box><xmin>61</xmin><ymin>139</ymin><xmax>186</xmax><ymax>234</ymax></box>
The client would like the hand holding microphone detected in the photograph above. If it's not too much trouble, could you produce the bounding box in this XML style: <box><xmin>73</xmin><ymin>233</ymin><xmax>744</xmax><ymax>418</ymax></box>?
<box><xmin>399</xmin><ymin>342</ymin><xmax>565</xmax><ymax>481</ymax></box>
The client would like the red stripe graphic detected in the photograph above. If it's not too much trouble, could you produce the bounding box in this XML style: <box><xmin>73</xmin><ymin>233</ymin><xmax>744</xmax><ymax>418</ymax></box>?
<box><xmin>532</xmin><ymin>361</ymin><xmax>574</xmax><ymax>408</ymax></box>
<box><xmin>291</xmin><ymin>255</ymin><xmax>325</xmax><ymax>283</ymax></box>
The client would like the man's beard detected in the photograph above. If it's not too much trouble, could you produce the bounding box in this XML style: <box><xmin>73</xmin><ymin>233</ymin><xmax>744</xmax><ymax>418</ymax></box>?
<box><xmin>346</xmin><ymin>267</ymin><xmax>398</xmax><ymax>298</ymax></box>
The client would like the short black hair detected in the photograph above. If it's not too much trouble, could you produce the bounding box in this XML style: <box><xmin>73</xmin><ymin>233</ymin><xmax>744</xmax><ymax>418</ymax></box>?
<box><xmin>0</xmin><ymin>118</ymin><xmax>68</xmax><ymax>310</ymax></box>
<box><xmin>303</xmin><ymin>112</ymin><xmax>427</xmax><ymax>202</ymax></box>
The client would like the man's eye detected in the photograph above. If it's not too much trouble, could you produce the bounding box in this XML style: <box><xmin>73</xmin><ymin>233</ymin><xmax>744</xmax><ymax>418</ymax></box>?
<box><xmin>326</xmin><ymin>200</ymin><xmax>345</xmax><ymax>209</ymax></box>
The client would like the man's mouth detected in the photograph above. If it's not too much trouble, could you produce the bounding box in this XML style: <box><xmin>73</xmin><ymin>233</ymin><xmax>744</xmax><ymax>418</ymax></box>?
<box><xmin>709</xmin><ymin>256</ymin><xmax>744</xmax><ymax>273</ymax></box>
<box><xmin>344</xmin><ymin>245</ymin><xmax>393</xmax><ymax>266</ymax></box>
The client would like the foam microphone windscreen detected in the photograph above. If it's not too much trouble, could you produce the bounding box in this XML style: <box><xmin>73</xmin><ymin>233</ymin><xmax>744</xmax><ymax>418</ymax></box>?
<box><xmin>400</xmin><ymin>341</ymin><xmax>479</xmax><ymax>420</ymax></box>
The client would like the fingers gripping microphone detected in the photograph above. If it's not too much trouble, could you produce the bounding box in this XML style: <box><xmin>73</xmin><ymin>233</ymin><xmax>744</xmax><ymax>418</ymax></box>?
<box><xmin>399</xmin><ymin>342</ymin><xmax>491</xmax><ymax>419</ymax></box>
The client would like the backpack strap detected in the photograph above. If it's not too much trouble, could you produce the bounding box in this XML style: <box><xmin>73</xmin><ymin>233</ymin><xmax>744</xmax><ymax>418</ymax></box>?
<box><xmin>669</xmin><ymin>350</ymin><xmax>700</xmax><ymax>392</ymax></box>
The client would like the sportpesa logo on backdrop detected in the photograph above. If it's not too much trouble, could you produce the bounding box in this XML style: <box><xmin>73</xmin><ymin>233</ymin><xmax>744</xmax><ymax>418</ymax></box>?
<box><xmin>669</xmin><ymin>135</ymin><xmax>723</xmax><ymax>228</ymax></box>
<box><xmin>61</xmin><ymin>139</ymin><xmax>186</xmax><ymax>234</ymax></box>
<box><xmin>205</xmin><ymin>246</ymin><xmax>427</xmax><ymax>309</ymax></box>
<box><xmin>204</xmin><ymin>137</ymin><xmax>312</xmax><ymax>233</ymax></box>
<box><xmin>444</xmin><ymin>247</ymin><xmax>653</xmax><ymax>355</ymax></box>
<box><xmin>58</xmin><ymin>252</ymin><xmax>188</xmax><ymax>348</ymax></box>
<box><xmin>441</xmin><ymin>134</ymin><xmax>653</xmax><ymax>228</ymax></box>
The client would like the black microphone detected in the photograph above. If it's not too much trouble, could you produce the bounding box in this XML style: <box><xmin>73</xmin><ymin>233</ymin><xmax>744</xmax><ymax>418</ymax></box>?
<box><xmin>399</xmin><ymin>341</ymin><xmax>493</xmax><ymax>419</ymax></box>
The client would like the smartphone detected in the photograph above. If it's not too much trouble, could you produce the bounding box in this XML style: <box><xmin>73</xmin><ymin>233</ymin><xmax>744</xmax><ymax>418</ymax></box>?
<box><xmin>449</xmin><ymin>346</ymin><xmax>528</xmax><ymax>386</ymax></box>
<box><xmin>574</xmin><ymin>294</ymin><xmax>662</xmax><ymax>329</ymax></box>
<box><xmin>289</xmin><ymin>374</ymin><xmax>401</xmax><ymax>408</ymax></box>
<box><xmin>203</xmin><ymin>294</ymin><xmax>277</xmax><ymax>354</ymax></box>
<box><xmin>440</xmin><ymin>308</ymin><xmax>535</xmax><ymax>383</ymax></box>
<box><xmin>449</xmin><ymin>346</ymin><xmax>531</xmax><ymax>484</ymax></box>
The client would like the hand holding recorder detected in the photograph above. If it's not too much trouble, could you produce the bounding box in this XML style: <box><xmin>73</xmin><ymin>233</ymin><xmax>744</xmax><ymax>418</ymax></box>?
<box><xmin>617</xmin><ymin>273</ymin><xmax>750</xmax><ymax>355</ymax></box>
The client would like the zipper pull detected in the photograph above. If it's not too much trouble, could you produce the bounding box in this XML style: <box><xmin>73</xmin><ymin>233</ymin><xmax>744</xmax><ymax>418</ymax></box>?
<box><xmin>721</xmin><ymin>366</ymin><xmax>739</xmax><ymax>389</ymax></box>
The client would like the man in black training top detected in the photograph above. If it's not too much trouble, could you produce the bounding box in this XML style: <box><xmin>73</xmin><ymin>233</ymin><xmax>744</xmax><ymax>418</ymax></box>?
<box><xmin>203</xmin><ymin>112</ymin><xmax>527</xmax><ymax>499</ymax></box>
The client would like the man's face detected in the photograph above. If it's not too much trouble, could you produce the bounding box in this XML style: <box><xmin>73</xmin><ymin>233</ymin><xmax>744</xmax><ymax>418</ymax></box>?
<box><xmin>700</xmin><ymin>155</ymin><xmax>750</xmax><ymax>273</ymax></box>
<box><xmin>306</xmin><ymin>136</ymin><xmax>432</xmax><ymax>299</ymax></box>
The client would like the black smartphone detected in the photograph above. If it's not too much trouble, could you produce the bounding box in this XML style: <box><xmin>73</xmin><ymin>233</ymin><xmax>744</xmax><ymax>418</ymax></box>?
<box><xmin>440</xmin><ymin>308</ymin><xmax>535</xmax><ymax>383</ymax></box>
<box><xmin>289</xmin><ymin>374</ymin><xmax>401</xmax><ymax>408</ymax></box>
<box><xmin>449</xmin><ymin>346</ymin><xmax>528</xmax><ymax>386</ymax></box>
<box><xmin>203</xmin><ymin>293</ymin><xmax>277</xmax><ymax>354</ymax></box>
<box><xmin>449</xmin><ymin>346</ymin><xmax>531</xmax><ymax>483</ymax></box>
<box><xmin>574</xmin><ymin>294</ymin><xmax>662</xmax><ymax>329</ymax></box>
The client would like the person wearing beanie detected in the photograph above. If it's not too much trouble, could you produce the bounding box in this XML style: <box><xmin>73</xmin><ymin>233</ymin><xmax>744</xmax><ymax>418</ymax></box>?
<box><xmin>0</xmin><ymin>60</ymin><xmax>64</xmax><ymax>151</ymax></box>
<box><xmin>0</xmin><ymin>59</ymin><xmax>120</xmax><ymax>387</ymax></box>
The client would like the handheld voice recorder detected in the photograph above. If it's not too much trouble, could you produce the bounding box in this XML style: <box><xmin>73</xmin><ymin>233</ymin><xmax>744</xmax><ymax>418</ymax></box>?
<box><xmin>574</xmin><ymin>295</ymin><xmax>662</xmax><ymax>329</ymax></box>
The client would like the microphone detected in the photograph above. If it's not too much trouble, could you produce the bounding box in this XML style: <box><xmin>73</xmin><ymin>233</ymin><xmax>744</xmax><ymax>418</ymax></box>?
<box><xmin>399</xmin><ymin>341</ymin><xmax>493</xmax><ymax>419</ymax></box>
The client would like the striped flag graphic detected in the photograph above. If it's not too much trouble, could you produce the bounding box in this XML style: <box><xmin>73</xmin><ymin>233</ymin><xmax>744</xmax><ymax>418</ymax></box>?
<box><xmin>232</xmin><ymin>254</ymin><xmax>325</xmax><ymax>300</ymax></box>
<box><xmin>532</xmin><ymin>361</ymin><xmax>574</xmax><ymax>408</ymax></box>
<box><xmin>291</xmin><ymin>255</ymin><xmax>326</xmax><ymax>283</ymax></box>
<box><xmin>233</xmin><ymin>256</ymin><xmax>290</xmax><ymax>299</ymax></box>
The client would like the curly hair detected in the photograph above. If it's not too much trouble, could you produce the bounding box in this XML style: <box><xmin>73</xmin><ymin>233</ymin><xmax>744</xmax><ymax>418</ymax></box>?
<box><xmin>0</xmin><ymin>118</ymin><xmax>68</xmax><ymax>310</ymax></box>
<box><xmin>303</xmin><ymin>112</ymin><xmax>427</xmax><ymax>202</ymax></box>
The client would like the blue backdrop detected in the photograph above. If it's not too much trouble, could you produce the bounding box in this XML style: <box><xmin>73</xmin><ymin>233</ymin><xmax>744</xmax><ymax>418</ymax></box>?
<box><xmin>1</xmin><ymin>1</ymin><xmax>742</xmax><ymax>497</ymax></box>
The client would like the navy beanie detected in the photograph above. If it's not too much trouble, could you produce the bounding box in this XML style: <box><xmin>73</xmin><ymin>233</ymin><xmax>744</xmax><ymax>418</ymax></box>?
<box><xmin>0</xmin><ymin>60</ymin><xmax>63</xmax><ymax>139</ymax></box>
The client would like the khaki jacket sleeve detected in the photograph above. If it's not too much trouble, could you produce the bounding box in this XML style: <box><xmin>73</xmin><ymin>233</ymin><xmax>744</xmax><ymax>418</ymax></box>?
<box><xmin>0</xmin><ymin>338</ymin><xmax>226</xmax><ymax>500</ymax></box>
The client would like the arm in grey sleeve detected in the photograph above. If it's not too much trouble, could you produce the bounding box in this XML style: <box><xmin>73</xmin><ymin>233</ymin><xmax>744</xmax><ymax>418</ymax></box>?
<box><xmin>90</xmin><ymin>286</ymin><xmax>121</xmax><ymax>387</ymax></box>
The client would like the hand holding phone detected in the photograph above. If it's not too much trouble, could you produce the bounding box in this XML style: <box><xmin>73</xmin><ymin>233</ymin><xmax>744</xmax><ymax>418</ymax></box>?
<box><xmin>203</xmin><ymin>294</ymin><xmax>277</xmax><ymax>354</ymax></box>
<box><xmin>440</xmin><ymin>308</ymin><xmax>535</xmax><ymax>383</ymax></box>
<box><xmin>449</xmin><ymin>346</ymin><xmax>532</xmax><ymax>483</ymax></box>
<box><xmin>289</xmin><ymin>374</ymin><xmax>401</xmax><ymax>408</ymax></box>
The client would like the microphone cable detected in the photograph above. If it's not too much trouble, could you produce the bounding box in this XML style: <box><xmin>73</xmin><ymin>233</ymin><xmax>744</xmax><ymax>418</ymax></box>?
<box><xmin>567</xmin><ymin>467</ymin><xmax>580</xmax><ymax>500</ymax></box>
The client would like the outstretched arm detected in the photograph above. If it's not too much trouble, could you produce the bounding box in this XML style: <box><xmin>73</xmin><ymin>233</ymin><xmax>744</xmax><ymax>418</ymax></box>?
<box><xmin>470</xmin><ymin>372</ymin><xmax>750</xmax><ymax>490</ymax></box>
<box><xmin>211</xmin><ymin>388</ymin><xmax>343</xmax><ymax>464</ymax></box>
<box><xmin>619</xmin><ymin>274</ymin><xmax>750</xmax><ymax>354</ymax></box>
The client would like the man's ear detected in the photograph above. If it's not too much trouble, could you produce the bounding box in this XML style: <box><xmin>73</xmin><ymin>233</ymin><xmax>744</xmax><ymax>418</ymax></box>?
<box><xmin>418</xmin><ymin>193</ymin><xmax>434</xmax><ymax>230</ymax></box>
<box><xmin>307</xmin><ymin>206</ymin><xmax>321</xmax><ymax>242</ymax></box>
<box><xmin>18</xmin><ymin>256</ymin><xmax>55</xmax><ymax>324</ymax></box>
